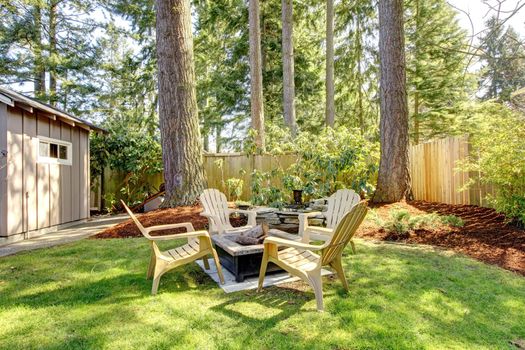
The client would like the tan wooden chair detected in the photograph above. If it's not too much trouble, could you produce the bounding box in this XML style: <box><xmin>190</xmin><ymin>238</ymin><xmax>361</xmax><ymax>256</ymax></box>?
<box><xmin>200</xmin><ymin>188</ymin><xmax>257</xmax><ymax>235</ymax></box>
<box><xmin>298</xmin><ymin>189</ymin><xmax>361</xmax><ymax>252</ymax></box>
<box><xmin>121</xmin><ymin>200</ymin><xmax>225</xmax><ymax>295</ymax></box>
<box><xmin>258</xmin><ymin>201</ymin><xmax>368</xmax><ymax>311</ymax></box>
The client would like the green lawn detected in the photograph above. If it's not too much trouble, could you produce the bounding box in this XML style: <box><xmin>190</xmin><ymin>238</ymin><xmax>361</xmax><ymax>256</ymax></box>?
<box><xmin>0</xmin><ymin>238</ymin><xmax>524</xmax><ymax>350</ymax></box>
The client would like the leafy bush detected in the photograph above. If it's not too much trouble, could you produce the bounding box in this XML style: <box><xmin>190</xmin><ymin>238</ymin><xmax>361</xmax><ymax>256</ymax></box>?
<box><xmin>90</xmin><ymin>113</ymin><xmax>162</xmax><ymax>211</ymax></box>
<box><xmin>246</xmin><ymin>126</ymin><xmax>379</xmax><ymax>205</ymax></box>
<box><xmin>225</xmin><ymin>178</ymin><xmax>244</xmax><ymax>201</ymax></box>
<box><xmin>250</xmin><ymin>169</ymin><xmax>286</xmax><ymax>206</ymax></box>
<box><xmin>462</xmin><ymin>102</ymin><xmax>525</xmax><ymax>224</ymax></box>
<box><xmin>440</xmin><ymin>215</ymin><xmax>464</xmax><ymax>228</ymax></box>
<box><xmin>374</xmin><ymin>208</ymin><xmax>463</xmax><ymax>235</ymax></box>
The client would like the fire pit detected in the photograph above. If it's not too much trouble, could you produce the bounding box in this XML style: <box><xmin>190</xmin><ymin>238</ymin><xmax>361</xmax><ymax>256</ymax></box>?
<box><xmin>211</xmin><ymin>229</ymin><xmax>300</xmax><ymax>282</ymax></box>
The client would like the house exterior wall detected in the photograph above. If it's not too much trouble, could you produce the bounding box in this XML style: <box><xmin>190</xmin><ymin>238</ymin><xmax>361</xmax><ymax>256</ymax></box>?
<box><xmin>0</xmin><ymin>104</ymin><xmax>90</xmax><ymax>238</ymax></box>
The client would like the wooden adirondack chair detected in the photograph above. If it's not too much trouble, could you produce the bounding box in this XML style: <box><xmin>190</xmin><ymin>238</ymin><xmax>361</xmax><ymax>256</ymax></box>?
<box><xmin>121</xmin><ymin>201</ymin><xmax>225</xmax><ymax>295</ymax></box>
<box><xmin>298</xmin><ymin>189</ymin><xmax>361</xmax><ymax>252</ymax></box>
<box><xmin>258</xmin><ymin>201</ymin><xmax>368</xmax><ymax>311</ymax></box>
<box><xmin>200</xmin><ymin>188</ymin><xmax>257</xmax><ymax>235</ymax></box>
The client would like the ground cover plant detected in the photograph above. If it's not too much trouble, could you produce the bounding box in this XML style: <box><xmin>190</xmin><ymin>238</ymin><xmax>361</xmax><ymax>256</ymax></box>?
<box><xmin>1</xmin><ymin>238</ymin><xmax>524</xmax><ymax>349</ymax></box>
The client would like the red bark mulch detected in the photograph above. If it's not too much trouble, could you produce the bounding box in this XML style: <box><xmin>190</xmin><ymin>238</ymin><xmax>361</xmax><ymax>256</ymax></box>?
<box><xmin>94</xmin><ymin>201</ymin><xmax>525</xmax><ymax>276</ymax></box>
<box><xmin>93</xmin><ymin>205</ymin><xmax>246</xmax><ymax>239</ymax></box>
<box><xmin>357</xmin><ymin>200</ymin><xmax>525</xmax><ymax>276</ymax></box>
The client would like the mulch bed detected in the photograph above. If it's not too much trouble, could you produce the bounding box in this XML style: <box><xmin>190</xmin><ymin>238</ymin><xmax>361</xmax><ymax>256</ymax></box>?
<box><xmin>357</xmin><ymin>200</ymin><xmax>525</xmax><ymax>276</ymax></box>
<box><xmin>93</xmin><ymin>205</ymin><xmax>247</xmax><ymax>239</ymax></box>
<box><xmin>94</xmin><ymin>201</ymin><xmax>525</xmax><ymax>276</ymax></box>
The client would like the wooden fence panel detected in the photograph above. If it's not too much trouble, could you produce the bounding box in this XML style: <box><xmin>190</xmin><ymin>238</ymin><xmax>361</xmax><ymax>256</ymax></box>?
<box><xmin>91</xmin><ymin>137</ymin><xmax>495</xmax><ymax>209</ymax></box>
<box><xmin>408</xmin><ymin>135</ymin><xmax>493</xmax><ymax>206</ymax></box>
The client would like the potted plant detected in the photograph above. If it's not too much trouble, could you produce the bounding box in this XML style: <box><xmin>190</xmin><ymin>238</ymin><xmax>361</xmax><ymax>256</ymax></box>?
<box><xmin>283</xmin><ymin>175</ymin><xmax>304</xmax><ymax>204</ymax></box>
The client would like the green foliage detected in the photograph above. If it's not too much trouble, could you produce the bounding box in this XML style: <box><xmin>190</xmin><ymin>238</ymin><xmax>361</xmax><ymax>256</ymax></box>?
<box><xmin>440</xmin><ymin>215</ymin><xmax>465</xmax><ymax>228</ymax></box>
<box><xmin>248</xmin><ymin>127</ymin><xmax>379</xmax><ymax>205</ymax></box>
<box><xmin>405</xmin><ymin>0</ymin><xmax>473</xmax><ymax>142</ymax></box>
<box><xmin>374</xmin><ymin>208</ymin><xmax>463</xmax><ymax>235</ymax></box>
<box><xmin>90</xmin><ymin>113</ymin><xmax>162</xmax><ymax>208</ymax></box>
<box><xmin>461</xmin><ymin>102</ymin><xmax>525</xmax><ymax>224</ymax></box>
<box><xmin>225</xmin><ymin>178</ymin><xmax>244</xmax><ymax>202</ymax></box>
<box><xmin>287</xmin><ymin>127</ymin><xmax>379</xmax><ymax>199</ymax></box>
<box><xmin>250</xmin><ymin>169</ymin><xmax>286</xmax><ymax>206</ymax></box>
<box><xmin>479</xmin><ymin>17</ymin><xmax>525</xmax><ymax>102</ymax></box>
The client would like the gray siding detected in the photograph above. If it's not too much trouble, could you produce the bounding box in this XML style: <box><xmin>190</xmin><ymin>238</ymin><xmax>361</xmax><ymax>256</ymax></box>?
<box><xmin>1</xmin><ymin>105</ymin><xmax>90</xmax><ymax>237</ymax></box>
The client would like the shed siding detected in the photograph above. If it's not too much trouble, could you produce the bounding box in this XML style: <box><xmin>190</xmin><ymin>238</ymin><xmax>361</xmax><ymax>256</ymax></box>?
<box><xmin>71</xmin><ymin>127</ymin><xmax>80</xmax><ymax>221</ymax></box>
<box><xmin>50</xmin><ymin>119</ymin><xmax>61</xmax><ymax>226</ymax></box>
<box><xmin>6</xmin><ymin>106</ymin><xmax>24</xmax><ymax>235</ymax></box>
<box><xmin>60</xmin><ymin>123</ymin><xmax>72</xmax><ymax>223</ymax></box>
<box><xmin>1</xmin><ymin>105</ymin><xmax>90</xmax><ymax>237</ymax></box>
<box><xmin>23</xmin><ymin>111</ymin><xmax>38</xmax><ymax>232</ymax></box>
<box><xmin>0</xmin><ymin>104</ymin><xmax>8</xmax><ymax>236</ymax></box>
<box><xmin>37</xmin><ymin>114</ymin><xmax>51</xmax><ymax>229</ymax></box>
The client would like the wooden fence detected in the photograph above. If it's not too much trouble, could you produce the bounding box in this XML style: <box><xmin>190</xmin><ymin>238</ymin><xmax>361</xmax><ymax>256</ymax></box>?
<box><xmin>91</xmin><ymin>135</ymin><xmax>494</xmax><ymax>210</ymax></box>
<box><xmin>409</xmin><ymin>135</ymin><xmax>494</xmax><ymax>206</ymax></box>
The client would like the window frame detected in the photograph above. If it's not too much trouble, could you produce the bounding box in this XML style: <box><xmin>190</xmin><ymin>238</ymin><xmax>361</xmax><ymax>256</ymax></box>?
<box><xmin>37</xmin><ymin>136</ymin><xmax>73</xmax><ymax>166</ymax></box>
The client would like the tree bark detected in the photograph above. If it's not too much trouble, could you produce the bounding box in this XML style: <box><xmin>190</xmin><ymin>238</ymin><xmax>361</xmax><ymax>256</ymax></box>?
<box><xmin>325</xmin><ymin>0</ymin><xmax>335</xmax><ymax>128</ymax></box>
<box><xmin>281</xmin><ymin>0</ymin><xmax>297</xmax><ymax>136</ymax></box>
<box><xmin>33</xmin><ymin>5</ymin><xmax>46</xmax><ymax>98</ymax></box>
<box><xmin>49</xmin><ymin>1</ymin><xmax>58</xmax><ymax>106</ymax></box>
<box><xmin>156</xmin><ymin>0</ymin><xmax>206</xmax><ymax>206</ymax></box>
<box><xmin>372</xmin><ymin>0</ymin><xmax>411</xmax><ymax>203</ymax></box>
<box><xmin>249</xmin><ymin>0</ymin><xmax>265</xmax><ymax>150</ymax></box>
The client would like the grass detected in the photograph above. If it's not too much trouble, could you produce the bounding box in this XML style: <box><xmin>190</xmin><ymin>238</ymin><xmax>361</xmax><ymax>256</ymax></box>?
<box><xmin>0</xmin><ymin>238</ymin><xmax>524</xmax><ymax>350</ymax></box>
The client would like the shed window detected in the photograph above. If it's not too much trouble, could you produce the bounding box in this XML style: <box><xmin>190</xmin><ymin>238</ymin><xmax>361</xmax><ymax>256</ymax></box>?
<box><xmin>37</xmin><ymin>137</ymin><xmax>72</xmax><ymax>166</ymax></box>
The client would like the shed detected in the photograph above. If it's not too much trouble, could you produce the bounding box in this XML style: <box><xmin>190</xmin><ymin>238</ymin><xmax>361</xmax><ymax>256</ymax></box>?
<box><xmin>0</xmin><ymin>87</ymin><xmax>103</xmax><ymax>245</ymax></box>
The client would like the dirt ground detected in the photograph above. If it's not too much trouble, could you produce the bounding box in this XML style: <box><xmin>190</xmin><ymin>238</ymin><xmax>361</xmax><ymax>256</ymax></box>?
<box><xmin>95</xmin><ymin>201</ymin><xmax>525</xmax><ymax>276</ymax></box>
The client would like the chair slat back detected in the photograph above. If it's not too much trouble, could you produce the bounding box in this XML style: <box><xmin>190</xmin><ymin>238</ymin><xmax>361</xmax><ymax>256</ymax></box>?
<box><xmin>325</xmin><ymin>189</ymin><xmax>361</xmax><ymax>229</ymax></box>
<box><xmin>322</xmin><ymin>201</ymin><xmax>368</xmax><ymax>265</ymax></box>
<box><xmin>121</xmin><ymin>200</ymin><xmax>151</xmax><ymax>240</ymax></box>
<box><xmin>200</xmin><ymin>189</ymin><xmax>232</xmax><ymax>231</ymax></box>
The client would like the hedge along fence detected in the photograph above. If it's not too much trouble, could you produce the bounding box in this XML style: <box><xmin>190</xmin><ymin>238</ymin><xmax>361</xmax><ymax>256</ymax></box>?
<box><xmin>91</xmin><ymin>135</ymin><xmax>493</xmax><ymax>210</ymax></box>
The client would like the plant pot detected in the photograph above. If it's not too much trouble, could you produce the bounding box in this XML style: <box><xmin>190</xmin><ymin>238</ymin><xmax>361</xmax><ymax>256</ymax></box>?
<box><xmin>293</xmin><ymin>189</ymin><xmax>303</xmax><ymax>205</ymax></box>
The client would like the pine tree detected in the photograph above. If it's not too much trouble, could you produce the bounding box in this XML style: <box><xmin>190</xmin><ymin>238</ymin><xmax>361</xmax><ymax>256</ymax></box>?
<box><xmin>373</xmin><ymin>0</ymin><xmax>411</xmax><ymax>203</ymax></box>
<box><xmin>405</xmin><ymin>0</ymin><xmax>471</xmax><ymax>143</ymax></box>
<box><xmin>479</xmin><ymin>17</ymin><xmax>525</xmax><ymax>102</ymax></box>
<box><xmin>0</xmin><ymin>0</ymin><xmax>101</xmax><ymax>114</ymax></box>
<box><xmin>156</xmin><ymin>0</ymin><xmax>206</xmax><ymax>206</ymax></box>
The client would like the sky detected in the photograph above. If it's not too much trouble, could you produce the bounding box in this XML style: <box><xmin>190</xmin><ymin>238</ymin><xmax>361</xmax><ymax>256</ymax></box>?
<box><xmin>448</xmin><ymin>0</ymin><xmax>525</xmax><ymax>39</ymax></box>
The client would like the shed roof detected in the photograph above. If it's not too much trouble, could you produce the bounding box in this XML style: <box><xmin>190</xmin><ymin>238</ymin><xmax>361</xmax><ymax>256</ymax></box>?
<box><xmin>0</xmin><ymin>86</ymin><xmax>104</xmax><ymax>132</ymax></box>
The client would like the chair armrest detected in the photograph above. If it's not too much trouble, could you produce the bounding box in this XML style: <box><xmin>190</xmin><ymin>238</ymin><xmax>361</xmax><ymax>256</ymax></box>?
<box><xmin>298</xmin><ymin>211</ymin><xmax>323</xmax><ymax>240</ymax></box>
<box><xmin>229</xmin><ymin>209</ymin><xmax>257</xmax><ymax>226</ymax></box>
<box><xmin>263</xmin><ymin>236</ymin><xmax>326</xmax><ymax>251</ymax></box>
<box><xmin>306</xmin><ymin>226</ymin><xmax>333</xmax><ymax>234</ymax></box>
<box><xmin>200</xmin><ymin>212</ymin><xmax>225</xmax><ymax>234</ymax></box>
<box><xmin>145</xmin><ymin>222</ymin><xmax>195</xmax><ymax>233</ymax></box>
<box><xmin>147</xmin><ymin>230</ymin><xmax>210</xmax><ymax>241</ymax></box>
<box><xmin>298</xmin><ymin>211</ymin><xmax>323</xmax><ymax>219</ymax></box>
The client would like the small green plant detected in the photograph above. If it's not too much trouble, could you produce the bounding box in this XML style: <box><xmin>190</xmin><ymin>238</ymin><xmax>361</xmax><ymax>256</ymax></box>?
<box><xmin>440</xmin><ymin>215</ymin><xmax>465</xmax><ymax>227</ymax></box>
<box><xmin>225</xmin><ymin>177</ymin><xmax>244</xmax><ymax>201</ymax></box>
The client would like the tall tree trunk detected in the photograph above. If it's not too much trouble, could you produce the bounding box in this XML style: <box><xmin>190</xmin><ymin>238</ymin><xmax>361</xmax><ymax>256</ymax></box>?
<box><xmin>281</xmin><ymin>0</ymin><xmax>297</xmax><ymax>136</ymax></box>
<box><xmin>356</xmin><ymin>18</ymin><xmax>365</xmax><ymax>134</ymax></box>
<box><xmin>249</xmin><ymin>0</ymin><xmax>265</xmax><ymax>150</ymax></box>
<box><xmin>372</xmin><ymin>0</ymin><xmax>411</xmax><ymax>203</ymax></box>
<box><xmin>33</xmin><ymin>5</ymin><xmax>46</xmax><ymax>98</ymax></box>
<box><xmin>49</xmin><ymin>1</ymin><xmax>58</xmax><ymax>106</ymax></box>
<box><xmin>325</xmin><ymin>0</ymin><xmax>335</xmax><ymax>128</ymax></box>
<box><xmin>413</xmin><ymin>0</ymin><xmax>420</xmax><ymax>144</ymax></box>
<box><xmin>215</xmin><ymin>125</ymin><xmax>221</xmax><ymax>153</ymax></box>
<box><xmin>414</xmin><ymin>92</ymin><xmax>420</xmax><ymax>144</ymax></box>
<box><xmin>156</xmin><ymin>0</ymin><xmax>206</xmax><ymax>206</ymax></box>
